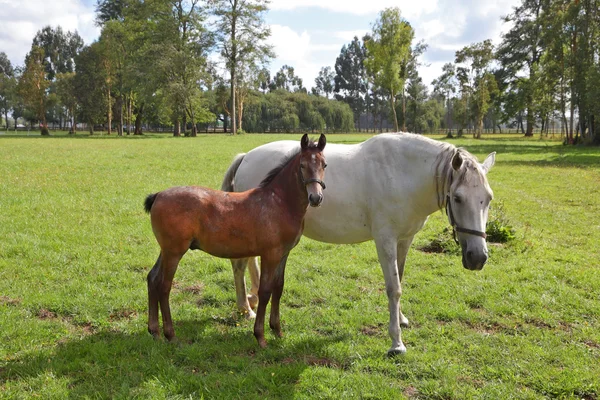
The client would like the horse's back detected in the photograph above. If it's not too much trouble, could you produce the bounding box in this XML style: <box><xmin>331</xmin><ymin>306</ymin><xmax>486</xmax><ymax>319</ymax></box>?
<box><xmin>231</xmin><ymin>134</ymin><xmax>440</xmax><ymax>244</ymax></box>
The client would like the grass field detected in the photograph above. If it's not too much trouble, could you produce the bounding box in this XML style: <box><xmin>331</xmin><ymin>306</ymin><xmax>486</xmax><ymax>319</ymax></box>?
<box><xmin>0</xmin><ymin>132</ymin><xmax>599</xmax><ymax>399</ymax></box>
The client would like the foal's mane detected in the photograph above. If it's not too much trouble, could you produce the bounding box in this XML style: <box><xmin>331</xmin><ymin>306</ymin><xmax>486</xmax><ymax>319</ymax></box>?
<box><xmin>433</xmin><ymin>144</ymin><xmax>486</xmax><ymax>209</ymax></box>
<box><xmin>258</xmin><ymin>138</ymin><xmax>320</xmax><ymax>188</ymax></box>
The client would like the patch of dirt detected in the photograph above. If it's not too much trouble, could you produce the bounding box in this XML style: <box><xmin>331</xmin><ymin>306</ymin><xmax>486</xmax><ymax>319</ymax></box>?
<box><xmin>180</xmin><ymin>283</ymin><xmax>204</xmax><ymax>295</ymax></box>
<box><xmin>403</xmin><ymin>385</ymin><xmax>419</xmax><ymax>398</ymax></box>
<box><xmin>37</xmin><ymin>308</ymin><xmax>57</xmax><ymax>320</ymax></box>
<box><xmin>0</xmin><ymin>296</ymin><xmax>21</xmax><ymax>306</ymax></box>
<box><xmin>360</xmin><ymin>323</ymin><xmax>384</xmax><ymax>337</ymax></box>
<box><xmin>583</xmin><ymin>340</ymin><xmax>600</xmax><ymax>349</ymax></box>
<box><xmin>304</xmin><ymin>356</ymin><xmax>338</xmax><ymax>368</ymax></box>
<box><xmin>109</xmin><ymin>309</ymin><xmax>138</xmax><ymax>321</ymax></box>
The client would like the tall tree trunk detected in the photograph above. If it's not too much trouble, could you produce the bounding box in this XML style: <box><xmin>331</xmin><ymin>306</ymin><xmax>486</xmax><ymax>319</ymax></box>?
<box><xmin>117</xmin><ymin>95</ymin><xmax>123</xmax><ymax>136</ymax></box>
<box><xmin>390</xmin><ymin>92</ymin><xmax>399</xmax><ymax>132</ymax></box>
<box><xmin>134</xmin><ymin>103</ymin><xmax>144</xmax><ymax>135</ymax></box>
<box><xmin>173</xmin><ymin>119</ymin><xmax>181</xmax><ymax>137</ymax></box>
<box><xmin>401</xmin><ymin>91</ymin><xmax>406</xmax><ymax>131</ymax></box>
<box><xmin>107</xmin><ymin>87</ymin><xmax>112</xmax><ymax>135</ymax></box>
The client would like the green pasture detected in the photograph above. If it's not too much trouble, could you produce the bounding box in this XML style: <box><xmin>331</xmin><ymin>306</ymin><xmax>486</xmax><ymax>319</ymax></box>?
<box><xmin>0</xmin><ymin>132</ymin><xmax>599</xmax><ymax>399</ymax></box>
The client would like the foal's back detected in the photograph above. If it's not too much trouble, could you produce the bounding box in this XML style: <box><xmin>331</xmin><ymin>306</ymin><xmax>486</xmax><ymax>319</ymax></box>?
<box><xmin>149</xmin><ymin>185</ymin><xmax>291</xmax><ymax>259</ymax></box>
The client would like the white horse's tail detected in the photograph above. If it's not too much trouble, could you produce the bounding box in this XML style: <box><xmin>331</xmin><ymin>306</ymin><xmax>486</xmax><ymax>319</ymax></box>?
<box><xmin>221</xmin><ymin>153</ymin><xmax>246</xmax><ymax>192</ymax></box>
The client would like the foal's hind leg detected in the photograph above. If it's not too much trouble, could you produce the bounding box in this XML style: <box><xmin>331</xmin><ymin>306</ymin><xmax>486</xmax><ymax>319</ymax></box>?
<box><xmin>232</xmin><ymin>258</ymin><xmax>256</xmax><ymax>318</ymax></box>
<box><xmin>147</xmin><ymin>253</ymin><xmax>163</xmax><ymax>338</ymax></box>
<box><xmin>147</xmin><ymin>249</ymin><xmax>184</xmax><ymax>341</ymax></box>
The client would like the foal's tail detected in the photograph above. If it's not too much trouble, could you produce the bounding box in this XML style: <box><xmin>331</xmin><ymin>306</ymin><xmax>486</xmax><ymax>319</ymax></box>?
<box><xmin>144</xmin><ymin>193</ymin><xmax>158</xmax><ymax>214</ymax></box>
<box><xmin>221</xmin><ymin>153</ymin><xmax>246</xmax><ymax>192</ymax></box>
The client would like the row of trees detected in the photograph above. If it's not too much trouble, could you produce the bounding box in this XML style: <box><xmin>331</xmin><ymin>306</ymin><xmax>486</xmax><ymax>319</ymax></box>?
<box><xmin>0</xmin><ymin>1</ymin><xmax>599</xmax><ymax>143</ymax></box>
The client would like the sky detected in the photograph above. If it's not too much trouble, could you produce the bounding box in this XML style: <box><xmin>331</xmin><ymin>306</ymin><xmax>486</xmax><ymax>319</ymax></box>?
<box><xmin>0</xmin><ymin>0</ymin><xmax>521</xmax><ymax>91</ymax></box>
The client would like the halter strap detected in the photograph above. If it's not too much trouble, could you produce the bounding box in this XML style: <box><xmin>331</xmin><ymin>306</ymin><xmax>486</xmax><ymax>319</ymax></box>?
<box><xmin>299</xmin><ymin>166</ymin><xmax>326</xmax><ymax>189</ymax></box>
<box><xmin>446</xmin><ymin>195</ymin><xmax>487</xmax><ymax>243</ymax></box>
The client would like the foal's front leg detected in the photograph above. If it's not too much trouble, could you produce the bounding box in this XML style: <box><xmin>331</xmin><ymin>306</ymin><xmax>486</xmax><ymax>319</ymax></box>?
<box><xmin>253</xmin><ymin>256</ymin><xmax>278</xmax><ymax>348</ymax></box>
<box><xmin>269</xmin><ymin>254</ymin><xmax>289</xmax><ymax>338</ymax></box>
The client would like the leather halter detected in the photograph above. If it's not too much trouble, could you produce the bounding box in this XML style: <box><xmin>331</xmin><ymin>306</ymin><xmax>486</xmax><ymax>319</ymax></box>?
<box><xmin>299</xmin><ymin>166</ymin><xmax>326</xmax><ymax>189</ymax></box>
<box><xmin>446</xmin><ymin>195</ymin><xmax>487</xmax><ymax>243</ymax></box>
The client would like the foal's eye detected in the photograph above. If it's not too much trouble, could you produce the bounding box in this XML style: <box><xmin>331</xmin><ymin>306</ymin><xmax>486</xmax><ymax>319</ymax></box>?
<box><xmin>300</xmin><ymin>164</ymin><xmax>305</xmax><ymax>169</ymax></box>
<box><xmin>323</xmin><ymin>163</ymin><xmax>328</xmax><ymax>169</ymax></box>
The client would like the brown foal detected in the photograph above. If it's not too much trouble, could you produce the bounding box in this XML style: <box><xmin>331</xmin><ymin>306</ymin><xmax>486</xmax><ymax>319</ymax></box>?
<box><xmin>144</xmin><ymin>134</ymin><xmax>327</xmax><ymax>347</ymax></box>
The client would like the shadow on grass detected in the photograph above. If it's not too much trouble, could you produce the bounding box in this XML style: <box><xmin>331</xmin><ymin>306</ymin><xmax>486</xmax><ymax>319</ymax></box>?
<box><xmin>0</xmin><ymin>318</ymin><xmax>347</xmax><ymax>398</ymax></box>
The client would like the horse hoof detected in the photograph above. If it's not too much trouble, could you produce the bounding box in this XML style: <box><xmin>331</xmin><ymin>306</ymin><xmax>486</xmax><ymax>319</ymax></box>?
<box><xmin>387</xmin><ymin>346</ymin><xmax>407</xmax><ymax>357</ymax></box>
<box><xmin>258</xmin><ymin>339</ymin><xmax>267</xmax><ymax>348</ymax></box>
<box><xmin>245</xmin><ymin>309</ymin><xmax>256</xmax><ymax>319</ymax></box>
<box><xmin>247</xmin><ymin>294</ymin><xmax>258</xmax><ymax>309</ymax></box>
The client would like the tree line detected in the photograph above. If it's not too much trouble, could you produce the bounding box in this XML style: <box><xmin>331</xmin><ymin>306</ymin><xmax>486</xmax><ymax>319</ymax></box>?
<box><xmin>0</xmin><ymin>0</ymin><xmax>598</xmax><ymax>143</ymax></box>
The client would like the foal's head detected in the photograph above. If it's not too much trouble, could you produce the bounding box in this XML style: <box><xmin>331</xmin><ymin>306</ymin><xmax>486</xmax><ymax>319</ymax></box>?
<box><xmin>299</xmin><ymin>133</ymin><xmax>327</xmax><ymax>207</ymax></box>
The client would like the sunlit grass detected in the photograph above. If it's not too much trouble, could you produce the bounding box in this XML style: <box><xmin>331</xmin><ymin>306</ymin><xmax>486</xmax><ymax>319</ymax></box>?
<box><xmin>0</xmin><ymin>133</ymin><xmax>598</xmax><ymax>399</ymax></box>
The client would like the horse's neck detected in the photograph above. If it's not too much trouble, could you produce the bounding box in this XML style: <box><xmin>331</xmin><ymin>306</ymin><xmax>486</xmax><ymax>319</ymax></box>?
<box><xmin>389</xmin><ymin>136</ymin><xmax>451</xmax><ymax>217</ymax></box>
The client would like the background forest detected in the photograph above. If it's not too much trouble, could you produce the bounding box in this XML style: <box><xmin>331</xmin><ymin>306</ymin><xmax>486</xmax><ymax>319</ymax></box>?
<box><xmin>0</xmin><ymin>0</ymin><xmax>599</xmax><ymax>144</ymax></box>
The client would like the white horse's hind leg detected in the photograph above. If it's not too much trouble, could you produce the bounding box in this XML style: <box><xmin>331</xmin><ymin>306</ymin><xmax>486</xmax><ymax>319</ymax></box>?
<box><xmin>374</xmin><ymin>234</ymin><xmax>406</xmax><ymax>356</ymax></box>
<box><xmin>396</xmin><ymin>238</ymin><xmax>414</xmax><ymax>328</ymax></box>
<box><xmin>247</xmin><ymin>256</ymin><xmax>260</xmax><ymax>309</ymax></box>
<box><xmin>232</xmin><ymin>258</ymin><xmax>256</xmax><ymax>318</ymax></box>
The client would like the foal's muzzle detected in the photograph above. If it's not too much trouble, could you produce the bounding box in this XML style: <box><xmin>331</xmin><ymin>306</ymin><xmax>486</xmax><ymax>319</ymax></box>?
<box><xmin>308</xmin><ymin>192</ymin><xmax>324</xmax><ymax>207</ymax></box>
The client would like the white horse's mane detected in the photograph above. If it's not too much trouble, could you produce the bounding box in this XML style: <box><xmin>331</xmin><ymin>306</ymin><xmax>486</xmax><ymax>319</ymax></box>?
<box><xmin>431</xmin><ymin>140</ymin><xmax>486</xmax><ymax>210</ymax></box>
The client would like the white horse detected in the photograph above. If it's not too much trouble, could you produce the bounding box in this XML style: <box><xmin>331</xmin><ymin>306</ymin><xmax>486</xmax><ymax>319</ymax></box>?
<box><xmin>221</xmin><ymin>133</ymin><xmax>495</xmax><ymax>355</ymax></box>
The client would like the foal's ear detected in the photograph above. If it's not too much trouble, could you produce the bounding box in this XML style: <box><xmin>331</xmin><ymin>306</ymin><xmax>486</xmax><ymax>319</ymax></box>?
<box><xmin>301</xmin><ymin>133</ymin><xmax>309</xmax><ymax>150</ymax></box>
<box><xmin>481</xmin><ymin>152</ymin><xmax>496</xmax><ymax>174</ymax></box>
<box><xmin>317</xmin><ymin>134</ymin><xmax>326</xmax><ymax>151</ymax></box>
<box><xmin>451</xmin><ymin>151</ymin><xmax>463</xmax><ymax>171</ymax></box>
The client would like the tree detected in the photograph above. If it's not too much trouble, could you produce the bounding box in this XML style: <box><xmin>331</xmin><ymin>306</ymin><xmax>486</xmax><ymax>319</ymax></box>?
<box><xmin>365</xmin><ymin>7</ymin><xmax>414</xmax><ymax>132</ymax></box>
<box><xmin>74</xmin><ymin>43</ymin><xmax>109</xmax><ymax>134</ymax></box>
<box><xmin>334</xmin><ymin>36</ymin><xmax>367</xmax><ymax>131</ymax></box>
<box><xmin>211</xmin><ymin>0</ymin><xmax>273</xmax><ymax>135</ymax></box>
<box><xmin>31</xmin><ymin>26</ymin><xmax>84</xmax><ymax>82</ymax></box>
<box><xmin>432</xmin><ymin>62</ymin><xmax>456</xmax><ymax>134</ymax></box>
<box><xmin>17</xmin><ymin>47</ymin><xmax>50</xmax><ymax>135</ymax></box>
<box><xmin>54</xmin><ymin>72</ymin><xmax>78</xmax><ymax>133</ymax></box>
<box><xmin>455</xmin><ymin>40</ymin><xmax>497</xmax><ymax>138</ymax></box>
<box><xmin>497</xmin><ymin>0</ymin><xmax>546</xmax><ymax>137</ymax></box>
<box><xmin>0</xmin><ymin>52</ymin><xmax>15</xmax><ymax>129</ymax></box>
<box><xmin>314</xmin><ymin>66</ymin><xmax>334</xmax><ymax>98</ymax></box>
<box><xmin>270</xmin><ymin>65</ymin><xmax>305</xmax><ymax>92</ymax></box>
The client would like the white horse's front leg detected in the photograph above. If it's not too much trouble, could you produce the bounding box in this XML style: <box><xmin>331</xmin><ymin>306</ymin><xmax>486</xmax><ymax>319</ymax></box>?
<box><xmin>396</xmin><ymin>238</ymin><xmax>414</xmax><ymax>328</ymax></box>
<box><xmin>231</xmin><ymin>258</ymin><xmax>256</xmax><ymax>318</ymax></box>
<box><xmin>374</xmin><ymin>235</ymin><xmax>406</xmax><ymax>356</ymax></box>
<box><xmin>247</xmin><ymin>256</ymin><xmax>260</xmax><ymax>309</ymax></box>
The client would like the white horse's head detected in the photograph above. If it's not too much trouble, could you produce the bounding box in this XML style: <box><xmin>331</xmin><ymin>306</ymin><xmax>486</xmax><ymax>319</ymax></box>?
<box><xmin>445</xmin><ymin>150</ymin><xmax>495</xmax><ymax>270</ymax></box>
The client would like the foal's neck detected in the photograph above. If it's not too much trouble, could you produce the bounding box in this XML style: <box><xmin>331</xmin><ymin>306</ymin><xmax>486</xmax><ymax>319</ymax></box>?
<box><xmin>264</xmin><ymin>155</ymin><xmax>308</xmax><ymax>214</ymax></box>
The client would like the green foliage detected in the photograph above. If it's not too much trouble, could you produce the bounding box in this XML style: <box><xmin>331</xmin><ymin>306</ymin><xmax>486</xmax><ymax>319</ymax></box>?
<box><xmin>242</xmin><ymin>90</ymin><xmax>354</xmax><ymax>133</ymax></box>
<box><xmin>365</xmin><ymin>7</ymin><xmax>414</xmax><ymax>131</ymax></box>
<box><xmin>486</xmin><ymin>201</ymin><xmax>516</xmax><ymax>243</ymax></box>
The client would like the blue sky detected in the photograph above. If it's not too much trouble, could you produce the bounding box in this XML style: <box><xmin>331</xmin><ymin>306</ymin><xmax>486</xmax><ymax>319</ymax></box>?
<box><xmin>0</xmin><ymin>0</ymin><xmax>521</xmax><ymax>91</ymax></box>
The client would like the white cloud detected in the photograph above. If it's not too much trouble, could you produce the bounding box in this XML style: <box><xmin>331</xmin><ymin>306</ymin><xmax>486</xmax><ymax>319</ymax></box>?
<box><xmin>270</xmin><ymin>0</ymin><xmax>439</xmax><ymax>19</ymax></box>
<box><xmin>267</xmin><ymin>24</ymin><xmax>323</xmax><ymax>87</ymax></box>
<box><xmin>0</xmin><ymin>0</ymin><xmax>100</xmax><ymax>67</ymax></box>
<box><xmin>334</xmin><ymin>30</ymin><xmax>370</xmax><ymax>42</ymax></box>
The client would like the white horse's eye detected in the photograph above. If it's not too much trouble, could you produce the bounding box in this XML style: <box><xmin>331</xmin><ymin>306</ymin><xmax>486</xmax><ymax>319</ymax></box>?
<box><xmin>454</xmin><ymin>196</ymin><xmax>462</xmax><ymax>204</ymax></box>
<box><xmin>324</xmin><ymin>163</ymin><xmax>328</xmax><ymax>169</ymax></box>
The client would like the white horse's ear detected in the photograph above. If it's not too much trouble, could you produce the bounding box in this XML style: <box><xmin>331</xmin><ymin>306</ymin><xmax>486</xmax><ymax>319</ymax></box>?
<box><xmin>452</xmin><ymin>151</ymin><xmax>463</xmax><ymax>171</ymax></box>
<box><xmin>481</xmin><ymin>152</ymin><xmax>496</xmax><ymax>174</ymax></box>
